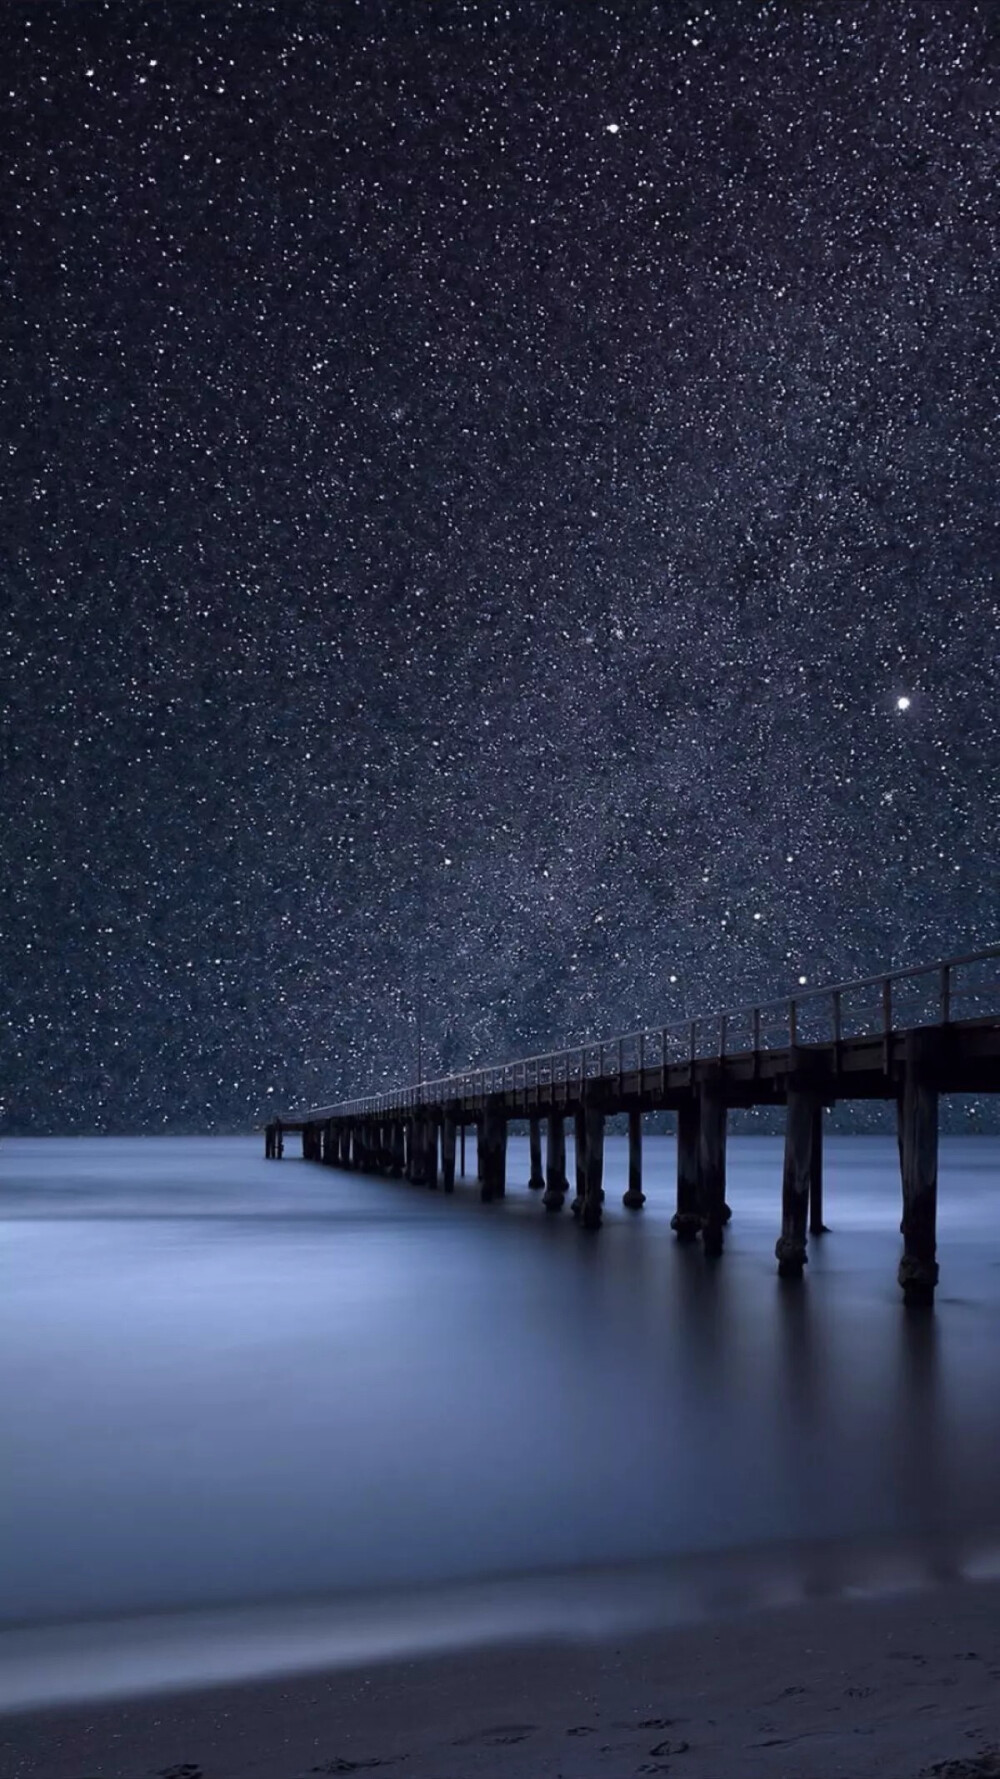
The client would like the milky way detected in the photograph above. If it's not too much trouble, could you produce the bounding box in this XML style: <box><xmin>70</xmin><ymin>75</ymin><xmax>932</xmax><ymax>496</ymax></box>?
<box><xmin>2</xmin><ymin>2</ymin><xmax>997</xmax><ymax>1133</ymax></box>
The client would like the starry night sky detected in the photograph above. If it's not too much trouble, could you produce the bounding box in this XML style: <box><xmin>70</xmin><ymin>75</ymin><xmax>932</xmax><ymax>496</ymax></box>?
<box><xmin>3</xmin><ymin>1</ymin><xmax>997</xmax><ymax>1134</ymax></box>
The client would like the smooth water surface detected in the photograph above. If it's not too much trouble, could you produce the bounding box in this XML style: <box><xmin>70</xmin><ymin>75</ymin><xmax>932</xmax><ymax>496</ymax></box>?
<box><xmin>2</xmin><ymin>1135</ymin><xmax>999</xmax><ymax>1701</ymax></box>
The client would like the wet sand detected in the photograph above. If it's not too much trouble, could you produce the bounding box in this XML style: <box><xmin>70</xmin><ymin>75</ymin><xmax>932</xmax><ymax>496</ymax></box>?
<box><xmin>4</xmin><ymin>1579</ymin><xmax>999</xmax><ymax>1779</ymax></box>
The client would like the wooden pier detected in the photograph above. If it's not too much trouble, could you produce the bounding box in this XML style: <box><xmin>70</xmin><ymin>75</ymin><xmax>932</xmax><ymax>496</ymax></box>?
<box><xmin>265</xmin><ymin>947</ymin><xmax>1000</xmax><ymax>1306</ymax></box>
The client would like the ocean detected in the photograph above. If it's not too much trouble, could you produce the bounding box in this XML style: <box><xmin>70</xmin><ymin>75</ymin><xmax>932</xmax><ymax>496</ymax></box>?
<box><xmin>2</xmin><ymin>1132</ymin><xmax>998</xmax><ymax>1708</ymax></box>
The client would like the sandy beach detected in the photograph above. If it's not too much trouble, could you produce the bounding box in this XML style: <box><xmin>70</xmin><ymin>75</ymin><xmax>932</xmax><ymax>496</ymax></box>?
<box><xmin>3</xmin><ymin>1579</ymin><xmax>999</xmax><ymax>1779</ymax></box>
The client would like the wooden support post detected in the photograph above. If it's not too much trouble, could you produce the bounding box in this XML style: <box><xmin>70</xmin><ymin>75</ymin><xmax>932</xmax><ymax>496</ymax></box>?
<box><xmin>571</xmin><ymin>1106</ymin><xmax>587</xmax><ymax>1217</ymax></box>
<box><xmin>543</xmin><ymin>1112</ymin><xmax>568</xmax><ymax>1211</ymax></box>
<box><xmin>481</xmin><ymin>1103</ymin><xmax>507</xmax><ymax>1202</ymax></box>
<box><xmin>809</xmin><ymin>1104</ymin><xmax>827</xmax><ymax>1234</ymax></box>
<box><xmin>581</xmin><ymin>1103</ymin><xmax>605</xmax><ymax>1230</ymax></box>
<box><xmin>476</xmin><ymin>1119</ymin><xmax>484</xmax><ymax>1183</ymax></box>
<box><xmin>698</xmin><ymin>1083</ymin><xmax>727</xmax><ymax>1255</ymax></box>
<box><xmin>442</xmin><ymin>1115</ymin><xmax>456</xmax><ymax>1193</ymax></box>
<box><xmin>775</xmin><ymin>1088</ymin><xmax>817</xmax><ymax>1276</ymax></box>
<box><xmin>264</xmin><ymin>1123</ymin><xmax>273</xmax><ymax>1159</ymax></box>
<box><xmin>528</xmin><ymin>1115</ymin><xmax>545</xmax><ymax>1190</ymax></box>
<box><xmin>897</xmin><ymin>1035</ymin><xmax>939</xmax><ymax>1306</ymax></box>
<box><xmin>391</xmin><ymin>1121</ymin><xmax>405</xmax><ymax>1177</ymax></box>
<box><xmin>460</xmin><ymin>1122</ymin><xmax>466</xmax><ymax>1179</ymax></box>
<box><xmin>340</xmin><ymin>1125</ymin><xmax>351</xmax><ymax>1168</ymax></box>
<box><xmin>425</xmin><ymin>1117</ymin><xmax>439</xmax><ymax>1189</ymax></box>
<box><xmin>406</xmin><ymin>1118</ymin><xmax>421</xmax><ymax>1183</ymax></box>
<box><xmin>623</xmin><ymin>1107</ymin><xmax>645</xmax><ymax>1208</ymax></box>
<box><xmin>276</xmin><ymin>1121</ymin><xmax>284</xmax><ymax>1160</ymax></box>
<box><xmin>671</xmin><ymin>1096</ymin><xmax>701</xmax><ymax>1241</ymax></box>
<box><xmin>492</xmin><ymin>1109</ymin><xmax>506</xmax><ymax>1199</ymax></box>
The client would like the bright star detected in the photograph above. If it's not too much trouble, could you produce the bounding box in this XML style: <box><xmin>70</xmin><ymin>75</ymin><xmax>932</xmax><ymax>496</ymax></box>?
<box><xmin>896</xmin><ymin>695</ymin><xmax>911</xmax><ymax>711</ymax></box>
<box><xmin>605</xmin><ymin>122</ymin><xmax>620</xmax><ymax>134</ymax></box>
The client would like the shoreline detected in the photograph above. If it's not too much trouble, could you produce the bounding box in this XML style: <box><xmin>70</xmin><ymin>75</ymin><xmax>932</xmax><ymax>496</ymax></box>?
<box><xmin>3</xmin><ymin>1530</ymin><xmax>1000</xmax><ymax>1716</ymax></box>
<box><xmin>3</xmin><ymin>1577</ymin><xmax>999</xmax><ymax>1779</ymax></box>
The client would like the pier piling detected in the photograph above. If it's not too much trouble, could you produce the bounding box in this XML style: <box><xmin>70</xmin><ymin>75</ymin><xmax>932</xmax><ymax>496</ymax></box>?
<box><xmin>425</xmin><ymin>1117</ymin><xmax>439</xmax><ymax>1189</ymax></box>
<box><xmin>582</xmin><ymin>1104</ymin><xmax>605</xmax><ymax>1229</ymax></box>
<box><xmin>543</xmin><ymin>1112</ymin><xmax>567</xmax><ymax>1211</ymax></box>
<box><xmin>775</xmin><ymin>1088</ymin><xmax>818</xmax><ymax>1276</ymax></box>
<box><xmin>809</xmin><ymin>1105</ymin><xmax>826</xmax><ymax>1234</ymax></box>
<box><xmin>528</xmin><ymin>1115</ymin><xmax>545</xmax><ymax>1190</ymax></box>
<box><xmin>623</xmin><ymin>1107</ymin><xmax>645</xmax><ymax>1208</ymax></box>
<box><xmin>442</xmin><ymin>1115</ymin><xmax>457</xmax><ymax>1193</ymax></box>
<box><xmin>898</xmin><ymin>1035</ymin><xmax>940</xmax><ymax>1306</ymax></box>
<box><xmin>671</xmin><ymin>1096</ymin><xmax>701</xmax><ymax>1241</ymax></box>
<box><xmin>571</xmin><ymin>1107</ymin><xmax>587</xmax><ymax>1217</ymax></box>
<box><xmin>480</xmin><ymin>1103</ymin><xmax>507</xmax><ymax>1202</ymax></box>
<box><xmin>698</xmin><ymin>1083</ymin><xmax>727</xmax><ymax>1255</ymax></box>
<box><xmin>406</xmin><ymin>1118</ymin><xmax>421</xmax><ymax>1184</ymax></box>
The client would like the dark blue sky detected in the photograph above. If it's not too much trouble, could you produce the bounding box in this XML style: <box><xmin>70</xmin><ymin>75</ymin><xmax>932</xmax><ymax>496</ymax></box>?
<box><xmin>2</xmin><ymin>1</ymin><xmax>997</xmax><ymax>1132</ymax></box>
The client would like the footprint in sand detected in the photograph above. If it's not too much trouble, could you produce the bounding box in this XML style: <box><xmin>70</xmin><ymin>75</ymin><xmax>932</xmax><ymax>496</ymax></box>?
<box><xmin>310</xmin><ymin>1760</ymin><xmax>393</xmax><ymax>1774</ymax></box>
<box><xmin>923</xmin><ymin>1754</ymin><xmax>1000</xmax><ymax>1778</ymax></box>
<box><xmin>451</xmin><ymin>1725</ymin><xmax>536</xmax><ymax>1747</ymax></box>
<box><xmin>157</xmin><ymin>1767</ymin><xmax>202</xmax><ymax>1779</ymax></box>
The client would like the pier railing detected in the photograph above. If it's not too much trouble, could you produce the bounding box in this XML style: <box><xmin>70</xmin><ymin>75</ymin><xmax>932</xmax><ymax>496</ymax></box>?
<box><xmin>310</xmin><ymin>944</ymin><xmax>1000</xmax><ymax>1120</ymax></box>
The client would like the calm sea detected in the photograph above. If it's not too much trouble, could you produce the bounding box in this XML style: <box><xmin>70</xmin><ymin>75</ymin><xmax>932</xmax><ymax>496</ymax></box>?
<box><xmin>2</xmin><ymin>1133</ymin><xmax>999</xmax><ymax>1708</ymax></box>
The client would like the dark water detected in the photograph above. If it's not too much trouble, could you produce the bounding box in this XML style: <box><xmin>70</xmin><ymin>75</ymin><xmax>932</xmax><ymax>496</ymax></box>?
<box><xmin>2</xmin><ymin>1134</ymin><xmax>999</xmax><ymax>1707</ymax></box>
